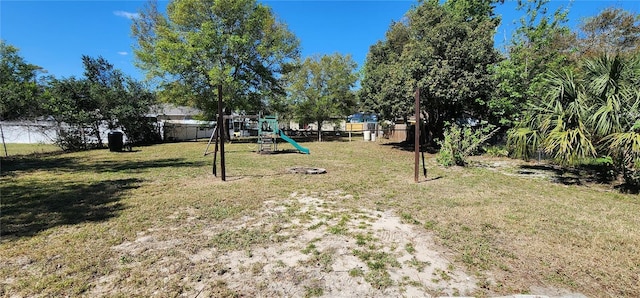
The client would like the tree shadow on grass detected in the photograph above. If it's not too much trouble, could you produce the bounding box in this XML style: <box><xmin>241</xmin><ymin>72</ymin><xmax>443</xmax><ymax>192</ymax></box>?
<box><xmin>614</xmin><ymin>183</ymin><xmax>640</xmax><ymax>194</ymax></box>
<box><xmin>2</xmin><ymin>156</ymin><xmax>205</xmax><ymax>176</ymax></box>
<box><xmin>92</xmin><ymin>159</ymin><xmax>206</xmax><ymax>173</ymax></box>
<box><xmin>1</xmin><ymin>178</ymin><xmax>142</xmax><ymax>241</ymax></box>
<box><xmin>383</xmin><ymin>141</ymin><xmax>438</xmax><ymax>153</ymax></box>
<box><xmin>519</xmin><ymin>163</ymin><xmax>618</xmax><ymax>186</ymax></box>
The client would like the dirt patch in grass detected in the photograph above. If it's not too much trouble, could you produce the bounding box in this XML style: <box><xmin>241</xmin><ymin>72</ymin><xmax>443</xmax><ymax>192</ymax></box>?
<box><xmin>99</xmin><ymin>191</ymin><xmax>477</xmax><ymax>297</ymax></box>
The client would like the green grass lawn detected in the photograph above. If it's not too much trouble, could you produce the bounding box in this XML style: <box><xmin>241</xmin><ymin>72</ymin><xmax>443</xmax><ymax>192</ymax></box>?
<box><xmin>1</xmin><ymin>143</ymin><xmax>61</xmax><ymax>157</ymax></box>
<box><xmin>1</xmin><ymin>139</ymin><xmax>638</xmax><ymax>297</ymax></box>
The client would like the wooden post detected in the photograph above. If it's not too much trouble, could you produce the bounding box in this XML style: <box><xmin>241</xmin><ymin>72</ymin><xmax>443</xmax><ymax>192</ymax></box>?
<box><xmin>414</xmin><ymin>87</ymin><xmax>420</xmax><ymax>183</ymax></box>
<box><xmin>217</xmin><ymin>84</ymin><xmax>226</xmax><ymax>181</ymax></box>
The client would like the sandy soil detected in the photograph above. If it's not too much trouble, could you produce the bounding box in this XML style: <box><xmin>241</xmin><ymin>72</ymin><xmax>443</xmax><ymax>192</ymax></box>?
<box><xmin>106</xmin><ymin>191</ymin><xmax>479</xmax><ymax>297</ymax></box>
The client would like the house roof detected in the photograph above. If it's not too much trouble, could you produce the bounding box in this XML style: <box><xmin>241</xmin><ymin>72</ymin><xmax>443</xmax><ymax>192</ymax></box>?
<box><xmin>148</xmin><ymin>103</ymin><xmax>203</xmax><ymax>117</ymax></box>
<box><xmin>162</xmin><ymin>119</ymin><xmax>215</xmax><ymax>125</ymax></box>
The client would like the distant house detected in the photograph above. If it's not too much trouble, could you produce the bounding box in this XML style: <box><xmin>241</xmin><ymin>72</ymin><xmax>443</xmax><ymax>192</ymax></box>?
<box><xmin>0</xmin><ymin>104</ymin><xmax>216</xmax><ymax>144</ymax></box>
<box><xmin>345</xmin><ymin>112</ymin><xmax>378</xmax><ymax>133</ymax></box>
<box><xmin>148</xmin><ymin>104</ymin><xmax>215</xmax><ymax>141</ymax></box>
<box><xmin>149</xmin><ymin>103</ymin><xmax>202</xmax><ymax>121</ymax></box>
<box><xmin>287</xmin><ymin>117</ymin><xmax>346</xmax><ymax>133</ymax></box>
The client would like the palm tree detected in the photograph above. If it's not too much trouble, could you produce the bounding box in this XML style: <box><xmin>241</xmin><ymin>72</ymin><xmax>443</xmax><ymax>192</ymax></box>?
<box><xmin>508</xmin><ymin>52</ymin><xmax>640</xmax><ymax>187</ymax></box>
<box><xmin>540</xmin><ymin>68</ymin><xmax>596</xmax><ymax>165</ymax></box>
<box><xmin>604</xmin><ymin>120</ymin><xmax>640</xmax><ymax>188</ymax></box>
<box><xmin>508</xmin><ymin>68</ymin><xmax>595</xmax><ymax>165</ymax></box>
<box><xmin>589</xmin><ymin>53</ymin><xmax>640</xmax><ymax>188</ymax></box>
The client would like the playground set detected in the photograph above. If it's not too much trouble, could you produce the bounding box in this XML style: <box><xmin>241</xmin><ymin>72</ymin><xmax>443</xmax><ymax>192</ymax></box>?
<box><xmin>256</xmin><ymin>115</ymin><xmax>310</xmax><ymax>154</ymax></box>
<box><xmin>204</xmin><ymin>114</ymin><xmax>309</xmax><ymax>156</ymax></box>
<box><xmin>204</xmin><ymin>85</ymin><xmax>427</xmax><ymax>183</ymax></box>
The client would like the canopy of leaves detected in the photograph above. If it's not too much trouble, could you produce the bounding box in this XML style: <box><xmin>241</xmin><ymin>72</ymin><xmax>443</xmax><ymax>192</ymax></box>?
<box><xmin>0</xmin><ymin>40</ymin><xmax>44</xmax><ymax>120</ymax></box>
<box><xmin>360</xmin><ymin>0</ymin><xmax>500</xmax><ymax>138</ymax></box>
<box><xmin>132</xmin><ymin>0</ymin><xmax>300</xmax><ymax>118</ymax></box>
<box><xmin>578</xmin><ymin>7</ymin><xmax>640</xmax><ymax>56</ymax></box>
<box><xmin>46</xmin><ymin>56</ymin><xmax>157</xmax><ymax>149</ymax></box>
<box><xmin>287</xmin><ymin>53</ymin><xmax>358</xmax><ymax>141</ymax></box>
<box><xmin>360</xmin><ymin>21</ymin><xmax>411</xmax><ymax>121</ymax></box>
<box><xmin>492</xmin><ymin>0</ymin><xmax>574</xmax><ymax>127</ymax></box>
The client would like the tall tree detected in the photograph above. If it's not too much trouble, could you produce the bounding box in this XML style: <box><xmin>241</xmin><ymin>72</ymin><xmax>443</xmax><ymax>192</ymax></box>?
<box><xmin>408</xmin><ymin>0</ymin><xmax>500</xmax><ymax>137</ymax></box>
<box><xmin>0</xmin><ymin>40</ymin><xmax>44</xmax><ymax>120</ymax></box>
<box><xmin>492</xmin><ymin>0</ymin><xmax>574</xmax><ymax>127</ymax></box>
<box><xmin>287</xmin><ymin>54</ymin><xmax>358</xmax><ymax>141</ymax></box>
<box><xmin>131</xmin><ymin>0</ymin><xmax>299</xmax><ymax>118</ymax></box>
<box><xmin>578</xmin><ymin>7</ymin><xmax>640</xmax><ymax>56</ymax></box>
<box><xmin>361</xmin><ymin>0</ymin><xmax>500</xmax><ymax>140</ymax></box>
<box><xmin>360</xmin><ymin>21</ymin><xmax>411</xmax><ymax>122</ymax></box>
<box><xmin>45</xmin><ymin>56</ymin><xmax>157</xmax><ymax>150</ymax></box>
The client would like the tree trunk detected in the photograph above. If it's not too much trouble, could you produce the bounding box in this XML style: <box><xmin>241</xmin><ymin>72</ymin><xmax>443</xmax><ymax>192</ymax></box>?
<box><xmin>224</xmin><ymin>110</ymin><xmax>231</xmax><ymax>142</ymax></box>
<box><xmin>93</xmin><ymin>122</ymin><xmax>103</xmax><ymax>148</ymax></box>
<box><xmin>317</xmin><ymin>120</ymin><xmax>322</xmax><ymax>142</ymax></box>
<box><xmin>0</xmin><ymin>123</ymin><xmax>7</xmax><ymax>157</ymax></box>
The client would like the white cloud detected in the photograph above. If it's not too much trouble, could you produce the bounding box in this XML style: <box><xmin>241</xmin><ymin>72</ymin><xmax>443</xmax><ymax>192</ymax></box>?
<box><xmin>117</xmin><ymin>51</ymin><xmax>128</xmax><ymax>56</ymax></box>
<box><xmin>114</xmin><ymin>10</ymin><xmax>140</xmax><ymax>20</ymax></box>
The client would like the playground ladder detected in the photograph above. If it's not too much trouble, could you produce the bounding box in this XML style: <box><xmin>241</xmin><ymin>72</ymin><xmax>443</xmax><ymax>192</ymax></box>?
<box><xmin>259</xmin><ymin>135</ymin><xmax>276</xmax><ymax>152</ymax></box>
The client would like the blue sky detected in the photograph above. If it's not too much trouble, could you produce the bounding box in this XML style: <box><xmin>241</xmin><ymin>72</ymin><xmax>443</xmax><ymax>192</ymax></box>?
<box><xmin>1</xmin><ymin>0</ymin><xmax>638</xmax><ymax>81</ymax></box>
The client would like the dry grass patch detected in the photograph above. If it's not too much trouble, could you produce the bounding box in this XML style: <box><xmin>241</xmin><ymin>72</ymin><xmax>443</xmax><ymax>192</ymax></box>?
<box><xmin>1</xmin><ymin>140</ymin><xmax>639</xmax><ymax>297</ymax></box>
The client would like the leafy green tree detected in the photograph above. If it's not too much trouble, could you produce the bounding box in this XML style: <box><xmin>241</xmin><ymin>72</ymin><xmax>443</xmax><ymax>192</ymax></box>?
<box><xmin>361</xmin><ymin>0</ymin><xmax>500</xmax><ymax>140</ymax></box>
<box><xmin>45</xmin><ymin>77</ymin><xmax>99</xmax><ymax>150</ymax></box>
<box><xmin>287</xmin><ymin>53</ymin><xmax>358</xmax><ymax>141</ymax></box>
<box><xmin>131</xmin><ymin>0</ymin><xmax>299</xmax><ymax>118</ymax></box>
<box><xmin>46</xmin><ymin>56</ymin><xmax>157</xmax><ymax>150</ymax></box>
<box><xmin>360</xmin><ymin>21</ymin><xmax>411</xmax><ymax>122</ymax></box>
<box><xmin>81</xmin><ymin>56</ymin><xmax>158</xmax><ymax>145</ymax></box>
<box><xmin>492</xmin><ymin>0</ymin><xmax>574</xmax><ymax>127</ymax></box>
<box><xmin>408</xmin><ymin>0</ymin><xmax>499</xmax><ymax>137</ymax></box>
<box><xmin>0</xmin><ymin>40</ymin><xmax>44</xmax><ymax>120</ymax></box>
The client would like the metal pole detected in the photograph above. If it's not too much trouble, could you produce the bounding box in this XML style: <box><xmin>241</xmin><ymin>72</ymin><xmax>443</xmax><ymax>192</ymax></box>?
<box><xmin>414</xmin><ymin>87</ymin><xmax>420</xmax><ymax>183</ymax></box>
<box><xmin>218</xmin><ymin>84</ymin><xmax>226</xmax><ymax>181</ymax></box>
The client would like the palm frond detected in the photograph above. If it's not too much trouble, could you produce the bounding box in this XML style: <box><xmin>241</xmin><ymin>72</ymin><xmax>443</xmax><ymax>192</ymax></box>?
<box><xmin>604</xmin><ymin>130</ymin><xmax>640</xmax><ymax>165</ymax></box>
<box><xmin>542</xmin><ymin>117</ymin><xmax>596</xmax><ymax>166</ymax></box>
<box><xmin>507</xmin><ymin>127</ymin><xmax>540</xmax><ymax>161</ymax></box>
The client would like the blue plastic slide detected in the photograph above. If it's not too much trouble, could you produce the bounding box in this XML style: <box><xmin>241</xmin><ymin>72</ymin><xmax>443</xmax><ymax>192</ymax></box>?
<box><xmin>277</xmin><ymin>129</ymin><xmax>310</xmax><ymax>154</ymax></box>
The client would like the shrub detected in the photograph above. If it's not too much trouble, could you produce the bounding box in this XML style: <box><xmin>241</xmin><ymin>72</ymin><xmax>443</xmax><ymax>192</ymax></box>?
<box><xmin>437</xmin><ymin>123</ymin><xmax>500</xmax><ymax>167</ymax></box>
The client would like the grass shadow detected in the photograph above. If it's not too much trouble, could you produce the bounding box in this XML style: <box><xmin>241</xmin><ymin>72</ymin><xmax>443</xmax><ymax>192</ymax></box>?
<box><xmin>519</xmin><ymin>163</ymin><xmax>618</xmax><ymax>186</ymax></box>
<box><xmin>2</xmin><ymin>156</ymin><xmax>205</xmax><ymax>175</ymax></box>
<box><xmin>1</xmin><ymin>178</ymin><xmax>141</xmax><ymax>241</ymax></box>
<box><xmin>92</xmin><ymin>158</ymin><xmax>206</xmax><ymax>173</ymax></box>
<box><xmin>255</xmin><ymin>149</ymin><xmax>305</xmax><ymax>155</ymax></box>
<box><xmin>383</xmin><ymin>141</ymin><xmax>438</xmax><ymax>153</ymax></box>
<box><xmin>418</xmin><ymin>176</ymin><xmax>443</xmax><ymax>183</ymax></box>
<box><xmin>614</xmin><ymin>183</ymin><xmax>640</xmax><ymax>194</ymax></box>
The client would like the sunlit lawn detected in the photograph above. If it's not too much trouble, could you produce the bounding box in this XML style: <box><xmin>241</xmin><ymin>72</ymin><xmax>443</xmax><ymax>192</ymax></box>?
<box><xmin>1</xmin><ymin>139</ymin><xmax>638</xmax><ymax>297</ymax></box>
<box><xmin>1</xmin><ymin>143</ymin><xmax>61</xmax><ymax>157</ymax></box>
